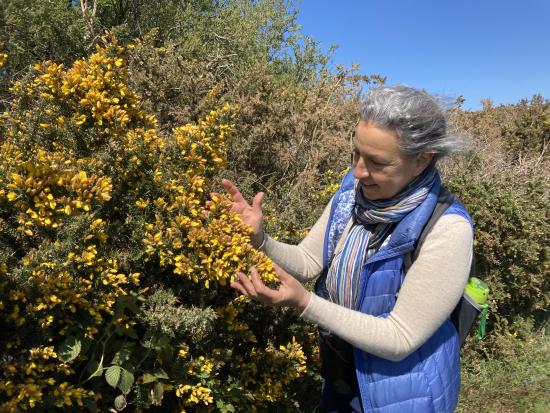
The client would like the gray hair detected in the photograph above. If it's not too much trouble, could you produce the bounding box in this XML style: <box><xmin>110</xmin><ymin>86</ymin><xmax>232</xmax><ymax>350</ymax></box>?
<box><xmin>360</xmin><ymin>85</ymin><xmax>465</xmax><ymax>161</ymax></box>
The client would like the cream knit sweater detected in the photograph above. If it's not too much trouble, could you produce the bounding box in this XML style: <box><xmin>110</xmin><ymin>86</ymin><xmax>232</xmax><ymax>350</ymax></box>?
<box><xmin>260</xmin><ymin>197</ymin><xmax>473</xmax><ymax>362</ymax></box>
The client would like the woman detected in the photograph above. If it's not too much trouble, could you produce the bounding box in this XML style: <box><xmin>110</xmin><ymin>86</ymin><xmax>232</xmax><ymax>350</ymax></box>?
<box><xmin>226</xmin><ymin>85</ymin><xmax>473</xmax><ymax>413</ymax></box>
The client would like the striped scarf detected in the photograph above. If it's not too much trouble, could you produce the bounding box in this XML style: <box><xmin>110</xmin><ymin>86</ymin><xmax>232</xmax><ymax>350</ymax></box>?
<box><xmin>325</xmin><ymin>165</ymin><xmax>437</xmax><ymax>308</ymax></box>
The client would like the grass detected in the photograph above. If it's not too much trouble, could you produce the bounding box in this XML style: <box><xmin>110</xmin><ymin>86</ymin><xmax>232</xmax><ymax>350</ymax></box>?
<box><xmin>457</xmin><ymin>330</ymin><xmax>550</xmax><ymax>413</ymax></box>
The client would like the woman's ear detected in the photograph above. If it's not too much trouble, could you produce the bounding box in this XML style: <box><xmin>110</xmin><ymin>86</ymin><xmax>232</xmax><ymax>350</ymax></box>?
<box><xmin>414</xmin><ymin>152</ymin><xmax>435</xmax><ymax>176</ymax></box>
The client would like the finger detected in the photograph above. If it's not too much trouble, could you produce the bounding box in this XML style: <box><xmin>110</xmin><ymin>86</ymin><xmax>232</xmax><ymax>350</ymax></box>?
<box><xmin>230</xmin><ymin>281</ymin><xmax>249</xmax><ymax>297</ymax></box>
<box><xmin>237</xmin><ymin>271</ymin><xmax>257</xmax><ymax>297</ymax></box>
<box><xmin>250</xmin><ymin>267</ymin><xmax>266</xmax><ymax>292</ymax></box>
<box><xmin>221</xmin><ymin>179</ymin><xmax>246</xmax><ymax>203</ymax></box>
<box><xmin>251</xmin><ymin>192</ymin><xmax>265</xmax><ymax>213</ymax></box>
<box><xmin>250</xmin><ymin>268</ymin><xmax>280</xmax><ymax>304</ymax></box>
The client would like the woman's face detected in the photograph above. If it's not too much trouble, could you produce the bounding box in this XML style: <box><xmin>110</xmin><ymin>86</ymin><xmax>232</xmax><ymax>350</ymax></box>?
<box><xmin>352</xmin><ymin>121</ymin><xmax>433</xmax><ymax>200</ymax></box>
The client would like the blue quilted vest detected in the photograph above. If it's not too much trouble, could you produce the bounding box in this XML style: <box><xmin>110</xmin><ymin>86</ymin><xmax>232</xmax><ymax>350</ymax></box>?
<box><xmin>322</xmin><ymin>168</ymin><xmax>473</xmax><ymax>413</ymax></box>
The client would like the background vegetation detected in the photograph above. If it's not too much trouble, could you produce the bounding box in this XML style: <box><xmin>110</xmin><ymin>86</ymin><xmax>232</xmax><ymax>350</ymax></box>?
<box><xmin>1</xmin><ymin>1</ymin><xmax>548</xmax><ymax>412</ymax></box>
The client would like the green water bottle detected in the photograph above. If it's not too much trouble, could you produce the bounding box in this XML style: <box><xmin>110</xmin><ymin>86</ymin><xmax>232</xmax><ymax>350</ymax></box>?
<box><xmin>464</xmin><ymin>277</ymin><xmax>489</xmax><ymax>340</ymax></box>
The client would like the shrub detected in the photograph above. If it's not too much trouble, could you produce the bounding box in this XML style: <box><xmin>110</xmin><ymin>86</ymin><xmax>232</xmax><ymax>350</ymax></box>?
<box><xmin>444</xmin><ymin>101</ymin><xmax>549</xmax><ymax>351</ymax></box>
<box><xmin>503</xmin><ymin>95</ymin><xmax>549</xmax><ymax>159</ymax></box>
<box><xmin>0</xmin><ymin>37</ymin><xmax>317</xmax><ymax>413</ymax></box>
<box><xmin>446</xmin><ymin>164</ymin><xmax>549</xmax><ymax>326</ymax></box>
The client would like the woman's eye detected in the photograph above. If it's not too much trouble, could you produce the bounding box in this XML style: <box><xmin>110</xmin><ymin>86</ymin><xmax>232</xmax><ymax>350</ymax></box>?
<box><xmin>370</xmin><ymin>159</ymin><xmax>386</xmax><ymax>167</ymax></box>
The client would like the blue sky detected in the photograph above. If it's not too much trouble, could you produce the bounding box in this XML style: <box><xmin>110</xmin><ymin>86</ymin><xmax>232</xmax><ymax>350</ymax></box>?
<box><xmin>294</xmin><ymin>0</ymin><xmax>550</xmax><ymax>110</ymax></box>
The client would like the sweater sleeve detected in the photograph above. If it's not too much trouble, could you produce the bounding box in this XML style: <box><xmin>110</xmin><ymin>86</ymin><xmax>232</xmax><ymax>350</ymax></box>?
<box><xmin>300</xmin><ymin>214</ymin><xmax>473</xmax><ymax>362</ymax></box>
<box><xmin>258</xmin><ymin>197</ymin><xmax>333</xmax><ymax>282</ymax></box>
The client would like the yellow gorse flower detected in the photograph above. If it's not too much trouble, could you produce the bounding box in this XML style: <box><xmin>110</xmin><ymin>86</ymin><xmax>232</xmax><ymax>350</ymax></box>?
<box><xmin>0</xmin><ymin>42</ymin><xmax>7</xmax><ymax>68</ymax></box>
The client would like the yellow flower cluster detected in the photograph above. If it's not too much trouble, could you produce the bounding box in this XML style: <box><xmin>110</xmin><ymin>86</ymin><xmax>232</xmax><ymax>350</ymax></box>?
<box><xmin>0</xmin><ymin>342</ymin><xmax>90</xmax><ymax>411</ymax></box>
<box><xmin>0</xmin><ymin>35</ymin><xmax>311</xmax><ymax>412</ymax></box>
<box><xmin>51</xmin><ymin>382</ymin><xmax>89</xmax><ymax>408</ymax></box>
<box><xmin>0</xmin><ymin>379</ymin><xmax>94</xmax><ymax>412</ymax></box>
<box><xmin>0</xmin><ymin>382</ymin><xmax>43</xmax><ymax>412</ymax></box>
<box><xmin>207</xmin><ymin>297</ymin><xmax>311</xmax><ymax>407</ymax></box>
<box><xmin>172</xmin><ymin>108</ymin><xmax>232</xmax><ymax>176</ymax></box>
<box><xmin>172</xmin><ymin>194</ymin><xmax>277</xmax><ymax>287</ymax></box>
<box><xmin>186</xmin><ymin>355</ymin><xmax>217</xmax><ymax>376</ymax></box>
<box><xmin>0</xmin><ymin>255</ymin><xmax>139</xmax><ymax>410</ymax></box>
<box><xmin>140</xmin><ymin>108</ymin><xmax>278</xmax><ymax>288</ymax></box>
<box><xmin>10</xmin><ymin>254</ymin><xmax>138</xmax><ymax>336</ymax></box>
<box><xmin>242</xmin><ymin>337</ymin><xmax>308</xmax><ymax>404</ymax></box>
<box><xmin>29</xmin><ymin>346</ymin><xmax>58</xmax><ymax>360</ymax></box>
<box><xmin>0</xmin><ymin>154</ymin><xmax>112</xmax><ymax>236</ymax></box>
<box><xmin>217</xmin><ymin>296</ymin><xmax>258</xmax><ymax>343</ymax></box>
<box><xmin>175</xmin><ymin>383</ymin><xmax>214</xmax><ymax>406</ymax></box>
<box><xmin>319</xmin><ymin>168</ymin><xmax>349</xmax><ymax>199</ymax></box>
<box><xmin>24</xmin><ymin>38</ymin><xmax>152</xmax><ymax>134</ymax></box>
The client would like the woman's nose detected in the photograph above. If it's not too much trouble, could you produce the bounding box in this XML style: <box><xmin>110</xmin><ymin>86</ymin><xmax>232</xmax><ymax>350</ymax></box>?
<box><xmin>353</xmin><ymin>158</ymin><xmax>369</xmax><ymax>179</ymax></box>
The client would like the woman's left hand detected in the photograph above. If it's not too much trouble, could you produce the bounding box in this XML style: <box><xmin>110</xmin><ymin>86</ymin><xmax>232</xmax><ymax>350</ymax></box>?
<box><xmin>231</xmin><ymin>265</ymin><xmax>311</xmax><ymax>312</ymax></box>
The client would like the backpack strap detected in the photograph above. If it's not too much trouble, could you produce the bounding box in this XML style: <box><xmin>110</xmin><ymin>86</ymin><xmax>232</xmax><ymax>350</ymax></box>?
<box><xmin>403</xmin><ymin>187</ymin><xmax>480</xmax><ymax>347</ymax></box>
<box><xmin>403</xmin><ymin>186</ymin><xmax>456</xmax><ymax>273</ymax></box>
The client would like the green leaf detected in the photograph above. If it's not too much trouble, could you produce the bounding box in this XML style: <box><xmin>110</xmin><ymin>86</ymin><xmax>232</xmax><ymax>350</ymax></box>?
<box><xmin>216</xmin><ymin>400</ymin><xmax>235</xmax><ymax>413</ymax></box>
<box><xmin>114</xmin><ymin>394</ymin><xmax>127</xmax><ymax>411</ymax></box>
<box><xmin>105</xmin><ymin>365</ymin><xmax>122</xmax><ymax>388</ymax></box>
<box><xmin>151</xmin><ymin>381</ymin><xmax>164</xmax><ymax>405</ymax></box>
<box><xmin>140</xmin><ymin>369</ymin><xmax>169</xmax><ymax>384</ymax></box>
<box><xmin>58</xmin><ymin>336</ymin><xmax>82</xmax><ymax>363</ymax></box>
<box><xmin>141</xmin><ymin>373</ymin><xmax>156</xmax><ymax>384</ymax></box>
<box><xmin>118</xmin><ymin>369</ymin><xmax>134</xmax><ymax>395</ymax></box>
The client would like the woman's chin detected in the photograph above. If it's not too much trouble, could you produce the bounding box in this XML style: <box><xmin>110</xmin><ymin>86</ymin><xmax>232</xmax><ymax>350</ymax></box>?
<box><xmin>361</xmin><ymin>184</ymin><xmax>381</xmax><ymax>200</ymax></box>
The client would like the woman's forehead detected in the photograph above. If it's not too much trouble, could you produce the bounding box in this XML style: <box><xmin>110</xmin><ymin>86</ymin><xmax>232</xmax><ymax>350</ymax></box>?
<box><xmin>354</xmin><ymin>122</ymin><xmax>401</xmax><ymax>154</ymax></box>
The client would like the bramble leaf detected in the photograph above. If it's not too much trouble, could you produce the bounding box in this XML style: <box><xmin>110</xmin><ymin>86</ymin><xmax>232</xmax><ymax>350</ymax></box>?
<box><xmin>118</xmin><ymin>369</ymin><xmax>134</xmax><ymax>395</ymax></box>
<box><xmin>114</xmin><ymin>394</ymin><xmax>127</xmax><ymax>411</ymax></box>
<box><xmin>58</xmin><ymin>336</ymin><xmax>82</xmax><ymax>363</ymax></box>
<box><xmin>105</xmin><ymin>365</ymin><xmax>122</xmax><ymax>388</ymax></box>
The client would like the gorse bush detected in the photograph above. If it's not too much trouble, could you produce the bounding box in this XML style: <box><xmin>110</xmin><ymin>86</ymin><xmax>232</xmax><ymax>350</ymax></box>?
<box><xmin>503</xmin><ymin>95</ymin><xmax>549</xmax><ymax>159</ymax></box>
<box><xmin>444</xmin><ymin>102</ymin><xmax>549</xmax><ymax>354</ymax></box>
<box><xmin>0</xmin><ymin>37</ymin><xmax>317</xmax><ymax>412</ymax></box>
<box><xmin>446</xmin><ymin>163</ymin><xmax>549</xmax><ymax>327</ymax></box>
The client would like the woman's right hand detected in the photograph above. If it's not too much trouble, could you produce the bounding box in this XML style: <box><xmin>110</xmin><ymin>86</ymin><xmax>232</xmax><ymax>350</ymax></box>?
<box><xmin>219</xmin><ymin>179</ymin><xmax>265</xmax><ymax>248</ymax></box>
